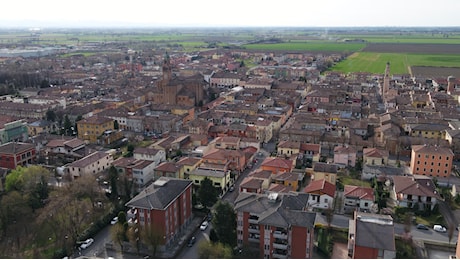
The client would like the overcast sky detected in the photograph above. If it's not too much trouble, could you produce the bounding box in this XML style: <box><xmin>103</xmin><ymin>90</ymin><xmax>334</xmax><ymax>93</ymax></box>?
<box><xmin>2</xmin><ymin>0</ymin><xmax>459</xmax><ymax>28</ymax></box>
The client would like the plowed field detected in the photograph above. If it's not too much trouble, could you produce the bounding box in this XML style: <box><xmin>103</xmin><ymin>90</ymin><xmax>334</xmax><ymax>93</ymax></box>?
<box><xmin>362</xmin><ymin>43</ymin><xmax>460</xmax><ymax>55</ymax></box>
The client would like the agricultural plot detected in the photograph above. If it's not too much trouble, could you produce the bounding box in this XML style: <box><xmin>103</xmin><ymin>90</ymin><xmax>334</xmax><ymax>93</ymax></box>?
<box><xmin>332</xmin><ymin>51</ymin><xmax>460</xmax><ymax>75</ymax></box>
<box><xmin>362</xmin><ymin>43</ymin><xmax>460</xmax><ymax>55</ymax></box>
<box><xmin>243</xmin><ymin>42</ymin><xmax>365</xmax><ymax>53</ymax></box>
<box><xmin>411</xmin><ymin>66</ymin><xmax>460</xmax><ymax>79</ymax></box>
<box><xmin>331</xmin><ymin>52</ymin><xmax>410</xmax><ymax>74</ymax></box>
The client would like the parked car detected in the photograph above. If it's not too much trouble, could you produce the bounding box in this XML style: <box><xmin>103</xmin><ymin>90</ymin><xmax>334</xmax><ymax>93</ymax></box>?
<box><xmin>111</xmin><ymin>216</ymin><xmax>118</xmax><ymax>225</ymax></box>
<box><xmin>229</xmin><ymin>185</ymin><xmax>235</xmax><ymax>192</ymax></box>
<box><xmin>200</xmin><ymin>221</ymin><xmax>209</xmax><ymax>231</ymax></box>
<box><xmin>187</xmin><ymin>236</ymin><xmax>196</xmax><ymax>247</ymax></box>
<box><xmin>80</xmin><ymin>238</ymin><xmax>94</xmax><ymax>249</ymax></box>
<box><xmin>416</xmin><ymin>224</ymin><xmax>429</xmax><ymax>230</ymax></box>
<box><xmin>433</xmin><ymin>225</ymin><xmax>447</xmax><ymax>232</ymax></box>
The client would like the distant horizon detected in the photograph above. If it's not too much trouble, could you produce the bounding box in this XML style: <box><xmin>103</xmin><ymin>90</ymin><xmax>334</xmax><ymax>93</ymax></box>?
<box><xmin>2</xmin><ymin>0</ymin><xmax>459</xmax><ymax>29</ymax></box>
<box><xmin>1</xmin><ymin>23</ymin><xmax>460</xmax><ymax>31</ymax></box>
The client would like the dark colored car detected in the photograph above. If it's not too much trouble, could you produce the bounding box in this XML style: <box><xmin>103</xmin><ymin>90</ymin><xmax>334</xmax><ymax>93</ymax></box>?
<box><xmin>187</xmin><ymin>236</ymin><xmax>196</xmax><ymax>247</ymax></box>
<box><xmin>416</xmin><ymin>224</ymin><xmax>429</xmax><ymax>230</ymax></box>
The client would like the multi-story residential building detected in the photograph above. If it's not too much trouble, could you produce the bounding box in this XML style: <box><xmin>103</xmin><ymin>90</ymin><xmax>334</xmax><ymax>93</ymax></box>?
<box><xmin>125</xmin><ymin>177</ymin><xmax>193</xmax><ymax>251</ymax></box>
<box><xmin>300</xmin><ymin>143</ymin><xmax>321</xmax><ymax>162</ymax></box>
<box><xmin>260</xmin><ymin>157</ymin><xmax>294</xmax><ymax>175</ymax></box>
<box><xmin>303</xmin><ymin>179</ymin><xmax>336</xmax><ymax>210</ymax></box>
<box><xmin>176</xmin><ymin>157</ymin><xmax>202</xmax><ymax>177</ymax></box>
<box><xmin>154</xmin><ymin>162</ymin><xmax>182</xmax><ymax>179</ymax></box>
<box><xmin>27</xmin><ymin>120</ymin><xmax>56</xmax><ymax>137</ymax></box>
<box><xmin>213</xmin><ymin>136</ymin><xmax>241</xmax><ymax>150</ymax></box>
<box><xmin>277</xmin><ymin>140</ymin><xmax>301</xmax><ymax>157</ymax></box>
<box><xmin>0</xmin><ymin>142</ymin><xmax>36</xmax><ymax>169</ymax></box>
<box><xmin>130</xmin><ymin>160</ymin><xmax>157</xmax><ymax>189</ymax></box>
<box><xmin>272</xmin><ymin>171</ymin><xmax>301</xmax><ymax>191</ymax></box>
<box><xmin>77</xmin><ymin>116</ymin><xmax>114</xmax><ymax>144</ymax></box>
<box><xmin>188</xmin><ymin>168</ymin><xmax>231</xmax><ymax>194</ymax></box>
<box><xmin>363</xmin><ymin>147</ymin><xmax>389</xmax><ymax>166</ymax></box>
<box><xmin>390</xmin><ymin>175</ymin><xmax>440</xmax><ymax>210</ymax></box>
<box><xmin>410</xmin><ymin>144</ymin><xmax>453</xmax><ymax>178</ymax></box>
<box><xmin>234</xmin><ymin>192</ymin><xmax>316</xmax><ymax>259</ymax></box>
<box><xmin>343</xmin><ymin>185</ymin><xmax>375</xmax><ymax>214</ymax></box>
<box><xmin>409</xmin><ymin>123</ymin><xmax>449</xmax><ymax>140</ymax></box>
<box><xmin>67</xmin><ymin>151</ymin><xmax>113</xmax><ymax>178</ymax></box>
<box><xmin>333</xmin><ymin>145</ymin><xmax>357</xmax><ymax>167</ymax></box>
<box><xmin>0</xmin><ymin>117</ymin><xmax>29</xmax><ymax>144</ymax></box>
<box><xmin>44</xmin><ymin>137</ymin><xmax>86</xmax><ymax>163</ymax></box>
<box><xmin>210</xmin><ymin>71</ymin><xmax>241</xmax><ymax>87</ymax></box>
<box><xmin>308</xmin><ymin>162</ymin><xmax>339</xmax><ymax>184</ymax></box>
<box><xmin>347</xmin><ymin>211</ymin><xmax>396</xmax><ymax>259</ymax></box>
<box><xmin>133</xmin><ymin>147</ymin><xmax>166</xmax><ymax>165</ymax></box>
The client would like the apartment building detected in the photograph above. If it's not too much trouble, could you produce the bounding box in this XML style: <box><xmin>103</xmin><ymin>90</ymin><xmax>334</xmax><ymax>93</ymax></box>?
<box><xmin>125</xmin><ymin>177</ymin><xmax>193</xmax><ymax>251</ymax></box>
<box><xmin>0</xmin><ymin>142</ymin><xmax>36</xmax><ymax>169</ymax></box>
<box><xmin>348</xmin><ymin>211</ymin><xmax>396</xmax><ymax>259</ymax></box>
<box><xmin>67</xmin><ymin>151</ymin><xmax>113</xmax><ymax>178</ymax></box>
<box><xmin>76</xmin><ymin>116</ymin><xmax>114</xmax><ymax>144</ymax></box>
<box><xmin>234</xmin><ymin>192</ymin><xmax>316</xmax><ymax>259</ymax></box>
<box><xmin>410</xmin><ymin>144</ymin><xmax>454</xmax><ymax>178</ymax></box>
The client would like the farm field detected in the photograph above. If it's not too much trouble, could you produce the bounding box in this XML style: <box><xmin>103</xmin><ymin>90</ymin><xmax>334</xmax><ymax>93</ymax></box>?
<box><xmin>331</xmin><ymin>52</ymin><xmax>460</xmax><ymax>75</ymax></box>
<box><xmin>243</xmin><ymin>42</ymin><xmax>365</xmax><ymax>53</ymax></box>
<box><xmin>331</xmin><ymin>34</ymin><xmax>460</xmax><ymax>44</ymax></box>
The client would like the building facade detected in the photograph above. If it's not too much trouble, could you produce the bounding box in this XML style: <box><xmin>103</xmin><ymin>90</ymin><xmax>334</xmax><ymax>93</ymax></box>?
<box><xmin>0</xmin><ymin>142</ymin><xmax>36</xmax><ymax>169</ymax></box>
<box><xmin>125</xmin><ymin>177</ymin><xmax>193</xmax><ymax>250</ymax></box>
<box><xmin>410</xmin><ymin>144</ymin><xmax>453</xmax><ymax>178</ymax></box>
<box><xmin>234</xmin><ymin>192</ymin><xmax>316</xmax><ymax>259</ymax></box>
<box><xmin>77</xmin><ymin>116</ymin><xmax>114</xmax><ymax>144</ymax></box>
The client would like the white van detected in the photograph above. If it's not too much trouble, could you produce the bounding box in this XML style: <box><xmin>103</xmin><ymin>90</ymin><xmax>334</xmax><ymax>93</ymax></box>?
<box><xmin>433</xmin><ymin>225</ymin><xmax>447</xmax><ymax>232</ymax></box>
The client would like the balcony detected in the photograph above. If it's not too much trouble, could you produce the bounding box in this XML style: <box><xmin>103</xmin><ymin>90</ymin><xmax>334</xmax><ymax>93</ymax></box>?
<box><xmin>127</xmin><ymin>217</ymin><xmax>138</xmax><ymax>226</ymax></box>
<box><xmin>273</xmin><ymin>242</ymin><xmax>288</xmax><ymax>250</ymax></box>
<box><xmin>273</xmin><ymin>231</ymin><xmax>287</xmax><ymax>239</ymax></box>
<box><xmin>272</xmin><ymin>250</ymin><xmax>288</xmax><ymax>259</ymax></box>
<box><xmin>127</xmin><ymin>208</ymin><xmax>137</xmax><ymax>217</ymax></box>
<box><xmin>248</xmin><ymin>226</ymin><xmax>260</xmax><ymax>234</ymax></box>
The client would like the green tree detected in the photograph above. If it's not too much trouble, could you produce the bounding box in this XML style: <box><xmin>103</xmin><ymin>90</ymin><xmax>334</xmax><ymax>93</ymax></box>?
<box><xmin>109</xmin><ymin>166</ymin><xmax>119</xmax><ymax>201</ymax></box>
<box><xmin>212</xmin><ymin>200</ymin><xmax>237</xmax><ymax>247</ymax></box>
<box><xmin>111</xmin><ymin>222</ymin><xmax>126</xmax><ymax>252</ymax></box>
<box><xmin>140</xmin><ymin>224</ymin><xmax>163</xmax><ymax>257</ymax></box>
<box><xmin>46</xmin><ymin>109</ymin><xmax>56</xmax><ymax>122</ymax></box>
<box><xmin>114</xmin><ymin>120</ymin><xmax>119</xmax><ymax>130</ymax></box>
<box><xmin>197</xmin><ymin>241</ymin><xmax>233</xmax><ymax>258</ymax></box>
<box><xmin>209</xmin><ymin>229</ymin><xmax>218</xmax><ymax>243</ymax></box>
<box><xmin>5</xmin><ymin>166</ymin><xmax>50</xmax><ymax>210</ymax></box>
<box><xmin>63</xmin><ymin>115</ymin><xmax>72</xmax><ymax>135</ymax></box>
<box><xmin>198</xmin><ymin>177</ymin><xmax>219</xmax><ymax>208</ymax></box>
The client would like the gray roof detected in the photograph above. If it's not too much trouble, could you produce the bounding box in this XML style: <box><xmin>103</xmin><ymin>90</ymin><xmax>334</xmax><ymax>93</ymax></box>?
<box><xmin>125</xmin><ymin>177</ymin><xmax>192</xmax><ymax>210</ymax></box>
<box><xmin>313</xmin><ymin>162</ymin><xmax>339</xmax><ymax>173</ymax></box>
<box><xmin>355</xmin><ymin>212</ymin><xmax>395</xmax><ymax>251</ymax></box>
<box><xmin>234</xmin><ymin>192</ymin><xmax>316</xmax><ymax>229</ymax></box>
<box><xmin>362</xmin><ymin>164</ymin><xmax>406</xmax><ymax>176</ymax></box>
<box><xmin>0</xmin><ymin>142</ymin><xmax>35</xmax><ymax>154</ymax></box>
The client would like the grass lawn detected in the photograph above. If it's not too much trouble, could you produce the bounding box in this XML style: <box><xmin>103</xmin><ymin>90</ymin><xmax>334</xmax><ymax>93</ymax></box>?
<box><xmin>338</xmin><ymin>175</ymin><xmax>371</xmax><ymax>187</ymax></box>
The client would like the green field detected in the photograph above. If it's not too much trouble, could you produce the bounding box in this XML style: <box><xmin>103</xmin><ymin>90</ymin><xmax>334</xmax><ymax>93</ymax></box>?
<box><xmin>331</xmin><ymin>52</ymin><xmax>460</xmax><ymax>74</ymax></box>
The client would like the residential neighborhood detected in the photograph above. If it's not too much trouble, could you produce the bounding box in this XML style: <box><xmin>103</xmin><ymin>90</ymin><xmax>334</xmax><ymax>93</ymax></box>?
<box><xmin>1</xmin><ymin>26</ymin><xmax>460</xmax><ymax>259</ymax></box>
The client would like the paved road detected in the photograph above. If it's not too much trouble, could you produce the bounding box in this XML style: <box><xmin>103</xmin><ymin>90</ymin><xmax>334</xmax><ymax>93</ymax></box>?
<box><xmin>177</xmin><ymin>222</ymin><xmax>212</xmax><ymax>259</ymax></box>
<box><xmin>315</xmin><ymin>213</ymin><xmax>458</xmax><ymax>245</ymax></box>
<box><xmin>222</xmin><ymin>146</ymin><xmax>270</xmax><ymax>205</ymax></box>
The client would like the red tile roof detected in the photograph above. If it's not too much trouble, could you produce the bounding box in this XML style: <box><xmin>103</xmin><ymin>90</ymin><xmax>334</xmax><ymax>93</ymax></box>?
<box><xmin>261</xmin><ymin>157</ymin><xmax>293</xmax><ymax>170</ymax></box>
<box><xmin>303</xmin><ymin>179</ymin><xmax>336</xmax><ymax>197</ymax></box>
<box><xmin>344</xmin><ymin>185</ymin><xmax>374</xmax><ymax>201</ymax></box>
